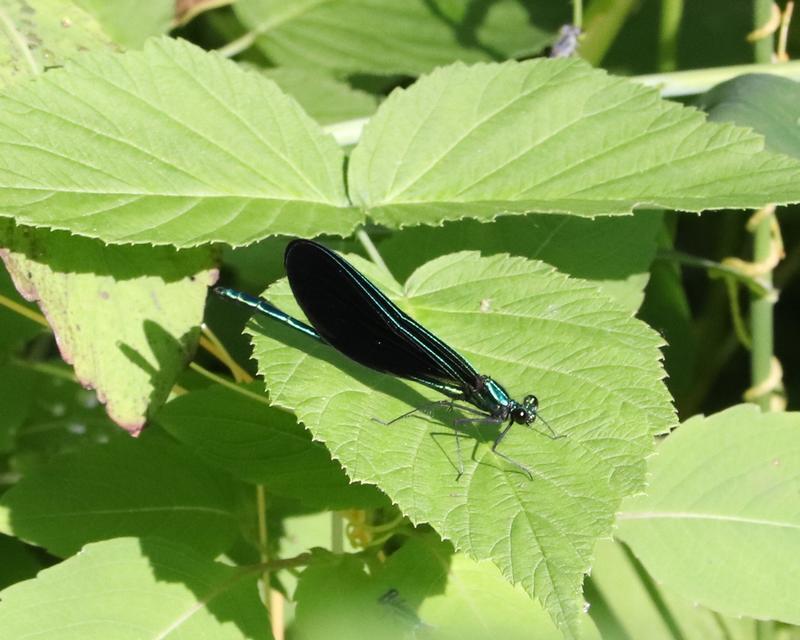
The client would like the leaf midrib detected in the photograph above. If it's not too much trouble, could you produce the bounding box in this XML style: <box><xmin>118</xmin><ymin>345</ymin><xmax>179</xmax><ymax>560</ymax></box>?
<box><xmin>617</xmin><ymin>510</ymin><xmax>800</xmax><ymax>530</ymax></box>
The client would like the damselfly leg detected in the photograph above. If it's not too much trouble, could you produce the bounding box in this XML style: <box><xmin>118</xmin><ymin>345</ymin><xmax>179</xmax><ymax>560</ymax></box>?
<box><xmin>370</xmin><ymin>400</ymin><xmax>457</xmax><ymax>426</ymax></box>
<box><xmin>454</xmin><ymin>414</ymin><xmax>533</xmax><ymax>478</ymax></box>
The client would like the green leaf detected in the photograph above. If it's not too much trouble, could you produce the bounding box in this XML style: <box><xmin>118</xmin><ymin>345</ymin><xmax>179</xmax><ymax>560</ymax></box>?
<box><xmin>293</xmin><ymin>551</ymin><xmax>412</xmax><ymax>640</ymax></box>
<box><xmin>0</xmin><ymin>430</ymin><xmax>240</xmax><ymax>558</ymax></box>
<box><xmin>262</xmin><ymin>67</ymin><xmax>378</xmax><ymax>125</ymax></box>
<box><xmin>348</xmin><ymin>59</ymin><xmax>800</xmax><ymax>228</ymax></box>
<box><xmin>294</xmin><ymin>535</ymin><xmax>600</xmax><ymax>639</ymax></box>
<box><xmin>1</xmin><ymin>223</ymin><xmax>215</xmax><ymax>429</ymax></box>
<box><xmin>0</xmin><ymin>268</ymin><xmax>43</xmax><ymax>359</ymax></box>
<box><xmin>638</xmin><ymin>241</ymin><xmax>696</xmax><ymax>407</ymax></box>
<box><xmin>293</xmin><ymin>537</ymin><xmax>450</xmax><ymax>638</ymax></box>
<box><xmin>419</xmin><ymin>555</ymin><xmax>600</xmax><ymax>640</ymax></box>
<box><xmin>0</xmin><ymin>7</ymin><xmax>212</xmax><ymax>428</ymax></box>
<box><xmin>235</xmin><ymin>0</ymin><xmax>566</xmax><ymax>76</ymax></box>
<box><xmin>697</xmin><ymin>73</ymin><xmax>800</xmax><ymax>159</ymax></box>
<box><xmin>10</xmin><ymin>365</ymin><xmax>125</xmax><ymax>475</ymax></box>
<box><xmin>74</xmin><ymin>0</ymin><xmax>173</xmax><ymax>48</ymax></box>
<box><xmin>0</xmin><ymin>533</ymin><xmax>42</xmax><ymax>591</ymax></box>
<box><xmin>0</xmin><ymin>36</ymin><xmax>357</xmax><ymax>246</ymax></box>
<box><xmin>589</xmin><ymin>539</ymin><xmax>755</xmax><ymax>640</ymax></box>
<box><xmin>378</xmin><ymin>212</ymin><xmax>662</xmax><ymax>313</ymax></box>
<box><xmin>157</xmin><ymin>384</ymin><xmax>387</xmax><ymax>509</ymax></box>
<box><xmin>0</xmin><ymin>537</ymin><xmax>271</xmax><ymax>639</ymax></box>
<box><xmin>616</xmin><ymin>404</ymin><xmax>800</xmax><ymax>625</ymax></box>
<box><xmin>247</xmin><ymin>251</ymin><xmax>674</xmax><ymax>637</ymax></box>
<box><xmin>0</xmin><ymin>363</ymin><xmax>36</xmax><ymax>452</ymax></box>
<box><xmin>277</xmin><ymin>511</ymin><xmax>362</xmax><ymax>600</ymax></box>
<box><xmin>0</xmin><ymin>0</ymin><xmax>114</xmax><ymax>87</ymax></box>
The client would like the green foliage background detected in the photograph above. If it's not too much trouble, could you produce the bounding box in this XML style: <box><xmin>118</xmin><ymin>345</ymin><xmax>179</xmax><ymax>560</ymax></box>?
<box><xmin>0</xmin><ymin>1</ymin><xmax>799</xmax><ymax>639</ymax></box>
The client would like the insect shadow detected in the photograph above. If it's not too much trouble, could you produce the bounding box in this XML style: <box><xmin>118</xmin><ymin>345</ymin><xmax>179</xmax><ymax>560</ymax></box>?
<box><xmin>248</xmin><ymin>315</ymin><xmax>518</xmax><ymax>479</ymax></box>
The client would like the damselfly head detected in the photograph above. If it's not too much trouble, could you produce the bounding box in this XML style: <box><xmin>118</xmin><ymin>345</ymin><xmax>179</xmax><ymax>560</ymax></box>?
<box><xmin>510</xmin><ymin>394</ymin><xmax>538</xmax><ymax>424</ymax></box>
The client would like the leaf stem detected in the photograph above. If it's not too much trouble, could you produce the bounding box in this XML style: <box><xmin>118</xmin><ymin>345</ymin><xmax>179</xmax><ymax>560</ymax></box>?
<box><xmin>655</xmin><ymin>249</ymin><xmax>774</xmax><ymax>298</ymax></box>
<box><xmin>200</xmin><ymin>324</ymin><xmax>252</xmax><ymax>383</ymax></box>
<box><xmin>188</xmin><ymin>361</ymin><xmax>268</xmax><ymax>405</ymax></box>
<box><xmin>0</xmin><ymin>292</ymin><xmax>49</xmax><ymax>328</ymax></box>
<box><xmin>216</xmin><ymin>30</ymin><xmax>259</xmax><ymax>58</ymax></box>
<box><xmin>10</xmin><ymin>357</ymin><xmax>76</xmax><ymax>383</ymax></box>
<box><xmin>723</xmin><ymin>276</ymin><xmax>751</xmax><ymax>349</ymax></box>
<box><xmin>253</xmin><ymin>552</ymin><xmax>315</xmax><ymax>573</ymax></box>
<box><xmin>635</xmin><ymin>60</ymin><xmax>800</xmax><ymax>97</ymax></box>
<box><xmin>356</xmin><ymin>229</ymin><xmax>392</xmax><ymax>278</ymax></box>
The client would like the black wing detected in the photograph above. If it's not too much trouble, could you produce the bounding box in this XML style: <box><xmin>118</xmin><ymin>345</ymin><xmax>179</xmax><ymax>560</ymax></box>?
<box><xmin>284</xmin><ymin>239</ymin><xmax>480</xmax><ymax>389</ymax></box>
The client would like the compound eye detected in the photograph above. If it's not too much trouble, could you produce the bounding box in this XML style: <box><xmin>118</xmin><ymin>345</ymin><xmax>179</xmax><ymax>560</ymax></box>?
<box><xmin>524</xmin><ymin>394</ymin><xmax>539</xmax><ymax>410</ymax></box>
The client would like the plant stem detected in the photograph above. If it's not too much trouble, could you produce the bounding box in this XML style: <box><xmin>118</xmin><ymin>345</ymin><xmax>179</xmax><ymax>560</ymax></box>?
<box><xmin>750</xmin><ymin>218</ymin><xmax>775</xmax><ymax>411</ymax></box>
<box><xmin>749</xmin><ymin>1</ymin><xmax>779</xmax><ymax>415</ymax></box>
<box><xmin>331</xmin><ymin>512</ymin><xmax>344</xmax><ymax>554</ymax></box>
<box><xmin>573</xmin><ymin>0</ymin><xmax>583</xmax><ymax>28</ymax></box>
<box><xmin>659</xmin><ymin>0</ymin><xmax>684</xmax><ymax>71</ymax></box>
<box><xmin>756</xmin><ymin>617</ymin><xmax>776</xmax><ymax>640</ymax></box>
<box><xmin>753</xmin><ymin>0</ymin><xmax>776</xmax><ymax>62</ymax></box>
<box><xmin>356</xmin><ymin>229</ymin><xmax>392</xmax><ymax>278</ymax></box>
<box><xmin>750</xmin><ymin>14</ymin><xmax>779</xmax><ymax>638</ymax></box>
<box><xmin>743</xmin><ymin>31</ymin><xmax>779</xmax><ymax>640</ymax></box>
<box><xmin>579</xmin><ymin>0</ymin><xmax>638</xmax><ymax>64</ymax></box>
<box><xmin>255</xmin><ymin>484</ymin><xmax>276</xmax><ymax>635</ymax></box>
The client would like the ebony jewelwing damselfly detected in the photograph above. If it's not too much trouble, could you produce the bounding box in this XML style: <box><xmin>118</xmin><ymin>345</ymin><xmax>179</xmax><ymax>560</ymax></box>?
<box><xmin>214</xmin><ymin>239</ymin><xmax>559</xmax><ymax>476</ymax></box>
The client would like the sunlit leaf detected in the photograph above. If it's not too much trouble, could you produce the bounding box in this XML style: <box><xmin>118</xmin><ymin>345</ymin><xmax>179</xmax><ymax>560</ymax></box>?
<box><xmin>349</xmin><ymin>60</ymin><xmax>800</xmax><ymax>228</ymax></box>
<box><xmin>0</xmin><ymin>0</ymin><xmax>114</xmax><ymax>86</ymax></box>
<box><xmin>1</xmin><ymin>223</ymin><xmax>214</xmax><ymax>429</ymax></box>
<box><xmin>0</xmin><ymin>537</ymin><xmax>271</xmax><ymax>639</ymax></box>
<box><xmin>246</xmin><ymin>250</ymin><xmax>674</xmax><ymax>636</ymax></box>
<box><xmin>617</xmin><ymin>405</ymin><xmax>800</xmax><ymax>625</ymax></box>
<box><xmin>0</xmin><ymin>37</ymin><xmax>357</xmax><ymax>246</ymax></box>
